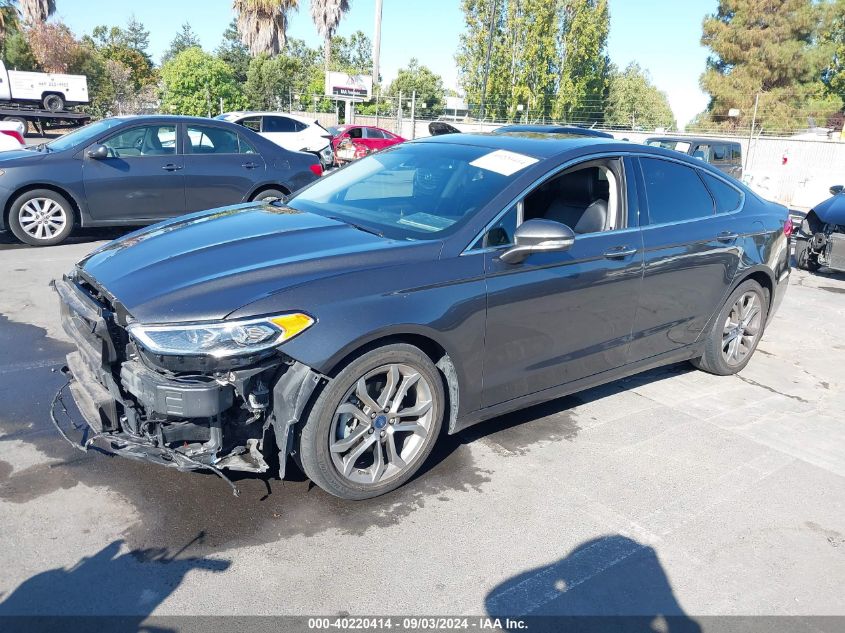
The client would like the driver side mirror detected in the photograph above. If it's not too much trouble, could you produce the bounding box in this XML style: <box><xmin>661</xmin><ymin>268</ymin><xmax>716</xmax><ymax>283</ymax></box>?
<box><xmin>499</xmin><ymin>219</ymin><xmax>575</xmax><ymax>265</ymax></box>
<box><xmin>830</xmin><ymin>184</ymin><xmax>844</xmax><ymax>195</ymax></box>
<box><xmin>86</xmin><ymin>144</ymin><xmax>108</xmax><ymax>160</ymax></box>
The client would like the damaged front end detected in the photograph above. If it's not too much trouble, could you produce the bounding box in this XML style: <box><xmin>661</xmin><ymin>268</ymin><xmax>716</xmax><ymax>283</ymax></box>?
<box><xmin>795</xmin><ymin>210</ymin><xmax>845</xmax><ymax>273</ymax></box>
<box><xmin>51</xmin><ymin>271</ymin><xmax>323</xmax><ymax>495</ymax></box>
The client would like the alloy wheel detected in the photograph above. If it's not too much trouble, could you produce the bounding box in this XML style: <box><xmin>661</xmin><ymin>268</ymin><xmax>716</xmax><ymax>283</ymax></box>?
<box><xmin>18</xmin><ymin>198</ymin><xmax>68</xmax><ymax>241</ymax></box>
<box><xmin>722</xmin><ymin>291</ymin><xmax>762</xmax><ymax>366</ymax></box>
<box><xmin>329</xmin><ymin>363</ymin><xmax>434</xmax><ymax>486</ymax></box>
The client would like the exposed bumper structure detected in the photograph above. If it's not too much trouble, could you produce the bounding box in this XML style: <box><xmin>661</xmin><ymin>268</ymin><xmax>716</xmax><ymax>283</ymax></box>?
<box><xmin>51</xmin><ymin>274</ymin><xmax>324</xmax><ymax>495</ymax></box>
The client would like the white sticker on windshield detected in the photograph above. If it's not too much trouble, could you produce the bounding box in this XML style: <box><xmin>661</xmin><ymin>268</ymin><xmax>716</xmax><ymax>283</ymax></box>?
<box><xmin>470</xmin><ymin>150</ymin><xmax>539</xmax><ymax>176</ymax></box>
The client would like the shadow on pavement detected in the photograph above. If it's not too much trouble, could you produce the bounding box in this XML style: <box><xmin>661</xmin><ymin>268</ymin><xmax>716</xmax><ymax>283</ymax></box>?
<box><xmin>0</xmin><ymin>532</ymin><xmax>229</xmax><ymax>631</ymax></box>
<box><xmin>485</xmin><ymin>535</ymin><xmax>701</xmax><ymax>633</ymax></box>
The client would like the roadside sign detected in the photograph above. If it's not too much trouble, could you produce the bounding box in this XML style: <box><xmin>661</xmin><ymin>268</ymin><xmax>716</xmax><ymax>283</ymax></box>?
<box><xmin>325</xmin><ymin>72</ymin><xmax>373</xmax><ymax>102</ymax></box>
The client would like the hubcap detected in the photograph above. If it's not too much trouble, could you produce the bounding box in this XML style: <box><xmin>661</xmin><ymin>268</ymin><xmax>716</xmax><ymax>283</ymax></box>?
<box><xmin>722</xmin><ymin>291</ymin><xmax>762</xmax><ymax>366</ymax></box>
<box><xmin>19</xmin><ymin>198</ymin><xmax>67</xmax><ymax>240</ymax></box>
<box><xmin>330</xmin><ymin>363</ymin><xmax>434</xmax><ymax>485</ymax></box>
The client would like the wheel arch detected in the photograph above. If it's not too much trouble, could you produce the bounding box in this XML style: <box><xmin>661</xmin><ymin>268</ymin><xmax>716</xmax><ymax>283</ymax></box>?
<box><xmin>311</xmin><ymin>328</ymin><xmax>462</xmax><ymax>435</ymax></box>
<box><xmin>4</xmin><ymin>183</ymin><xmax>84</xmax><ymax>228</ymax></box>
<box><xmin>733</xmin><ymin>267</ymin><xmax>775</xmax><ymax>311</ymax></box>
<box><xmin>246</xmin><ymin>182</ymin><xmax>291</xmax><ymax>201</ymax></box>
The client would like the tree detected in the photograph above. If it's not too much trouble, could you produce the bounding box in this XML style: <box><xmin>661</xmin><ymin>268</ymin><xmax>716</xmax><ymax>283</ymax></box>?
<box><xmin>822</xmin><ymin>0</ymin><xmax>845</xmax><ymax>107</ymax></box>
<box><xmin>0</xmin><ymin>3</ymin><xmax>38</xmax><ymax>70</ymax></box>
<box><xmin>330</xmin><ymin>30</ymin><xmax>371</xmax><ymax>73</ymax></box>
<box><xmin>18</xmin><ymin>0</ymin><xmax>54</xmax><ymax>25</ymax></box>
<box><xmin>386</xmin><ymin>58</ymin><xmax>446</xmax><ymax>117</ymax></box>
<box><xmin>554</xmin><ymin>0</ymin><xmax>610</xmax><ymax>123</ymax></box>
<box><xmin>234</xmin><ymin>0</ymin><xmax>299</xmax><ymax>56</ymax></box>
<box><xmin>700</xmin><ymin>0</ymin><xmax>841</xmax><ymax>134</ymax></box>
<box><xmin>456</xmin><ymin>0</ymin><xmax>610</xmax><ymax>122</ymax></box>
<box><xmin>27</xmin><ymin>21</ymin><xmax>77</xmax><ymax>72</ymax></box>
<box><xmin>217</xmin><ymin>18</ymin><xmax>252</xmax><ymax>84</ymax></box>
<box><xmin>160</xmin><ymin>47</ymin><xmax>247</xmax><ymax>116</ymax></box>
<box><xmin>245</xmin><ymin>53</ymin><xmax>305</xmax><ymax>109</ymax></box>
<box><xmin>124</xmin><ymin>15</ymin><xmax>150</xmax><ymax>55</ymax></box>
<box><xmin>604</xmin><ymin>62</ymin><xmax>676</xmax><ymax>130</ymax></box>
<box><xmin>162</xmin><ymin>22</ymin><xmax>201</xmax><ymax>64</ymax></box>
<box><xmin>310</xmin><ymin>0</ymin><xmax>350</xmax><ymax>70</ymax></box>
<box><xmin>100</xmin><ymin>45</ymin><xmax>156</xmax><ymax>89</ymax></box>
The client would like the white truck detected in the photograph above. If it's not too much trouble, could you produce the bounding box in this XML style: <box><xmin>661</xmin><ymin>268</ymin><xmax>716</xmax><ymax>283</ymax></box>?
<box><xmin>0</xmin><ymin>60</ymin><xmax>89</xmax><ymax>112</ymax></box>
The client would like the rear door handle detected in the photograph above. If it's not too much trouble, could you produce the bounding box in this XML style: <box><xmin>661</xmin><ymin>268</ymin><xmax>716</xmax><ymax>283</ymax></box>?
<box><xmin>242</xmin><ymin>162</ymin><xmax>258</xmax><ymax>169</ymax></box>
<box><xmin>604</xmin><ymin>246</ymin><xmax>638</xmax><ymax>259</ymax></box>
<box><xmin>717</xmin><ymin>231</ymin><xmax>739</xmax><ymax>243</ymax></box>
<box><xmin>162</xmin><ymin>163</ymin><xmax>183</xmax><ymax>171</ymax></box>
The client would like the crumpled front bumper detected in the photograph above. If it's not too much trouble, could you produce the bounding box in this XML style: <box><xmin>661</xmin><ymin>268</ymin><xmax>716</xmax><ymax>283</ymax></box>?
<box><xmin>51</xmin><ymin>274</ymin><xmax>324</xmax><ymax>495</ymax></box>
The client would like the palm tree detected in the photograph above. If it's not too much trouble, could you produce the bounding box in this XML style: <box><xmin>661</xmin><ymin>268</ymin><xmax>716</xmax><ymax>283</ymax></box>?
<box><xmin>19</xmin><ymin>0</ymin><xmax>55</xmax><ymax>25</ymax></box>
<box><xmin>310</xmin><ymin>0</ymin><xmax>350</xmax><ymax>70</ymax></box>
<box><xmin>233</xmin><ymin>0</ymin><xmax>298</xmax><ymax>56</ymax></box>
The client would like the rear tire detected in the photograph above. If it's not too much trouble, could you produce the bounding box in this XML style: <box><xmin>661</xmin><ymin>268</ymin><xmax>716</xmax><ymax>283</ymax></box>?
<box><xmin>8</xmin><ymin>189</ymin><xmax>75</xmax><ymax>246</ymax></box>
<box><xmin>692</xmin><ymin>280</ymin><xmax>768</xmax><ymax>376</ymax></box>
<box><xmin>250</xmin><ymin>188</ymin><xmax>287</xmax><ymax>203</ymax></box>
<box><xmin>42</xmin><ymin>94</ymin><xmax>64</xmax><ymax>112</ymax></box>
<box><xmin>298</xmin><ymin>344</ymin><xmax>445</xmax><ymax>500</ymax></box>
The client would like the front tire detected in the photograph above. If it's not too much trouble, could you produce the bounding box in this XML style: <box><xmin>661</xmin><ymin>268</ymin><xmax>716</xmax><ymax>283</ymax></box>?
<box><xmin>692</xmin><ymin>279</ymin><xmax>768</xmax><ymax>376</ymax></box>
<box><xmin>8</xmin><ymin>189</ymin><xmax>75</xmax><ymax>246</ymax></box>
<box><xmin>298</xmin><ymin>344</ymin><xmax>445</xmax><ymax>500</ymax></box>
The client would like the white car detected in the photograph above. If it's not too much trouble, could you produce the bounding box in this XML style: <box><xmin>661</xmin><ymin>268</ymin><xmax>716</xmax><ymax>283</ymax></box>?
<box><xmin>215</xmin><ymin>111</ymin><xmax>334</xmax><ymax>167</ymax></box>
<box><xmin>0</xmin><ymin>120</ymin><xmax>26</xmax><ymax>151</ymax></box>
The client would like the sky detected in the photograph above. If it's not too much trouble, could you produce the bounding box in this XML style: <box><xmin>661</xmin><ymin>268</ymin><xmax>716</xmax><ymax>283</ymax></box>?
<box><xmin>54</xmin><ymin>0</ymin><xmax>717</xmax><ymax>127</ymax></box>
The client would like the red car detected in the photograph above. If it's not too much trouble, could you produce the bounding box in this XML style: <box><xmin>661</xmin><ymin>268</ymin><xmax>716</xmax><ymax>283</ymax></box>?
<box><xmin>328</xmin><ymin>125</ymin><xmax>405</xmax><ymax>164</ymax></box>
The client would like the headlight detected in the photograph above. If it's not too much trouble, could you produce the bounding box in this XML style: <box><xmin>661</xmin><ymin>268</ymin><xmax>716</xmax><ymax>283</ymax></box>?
<box><xmin>127</xmin><ymin>313</ymin><xmax>314</xmax><ymax>357</ymax></box>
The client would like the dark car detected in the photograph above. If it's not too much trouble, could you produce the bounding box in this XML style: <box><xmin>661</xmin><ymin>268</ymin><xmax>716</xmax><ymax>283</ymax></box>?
<box><xmin>0</xmin><ymin>115</ymin><xmax>321</xmax><ymax>246</ymax></box>
<box><xmin>494</xmin><ymin>124</ymin><xmax>615</xmax><ymax>138</ymax></box>
<box><xmin>794</xmin><ymin>184</ymin><xmax>845</xmax><ymax>272</ymax></box>
<box><xmin>644</xmin><ymin>136</ymin><xmax>743</xmax><ymax>179</ymax></box>
<box><xmin>53</xmin><ymin>133</ymin><xmax>791</xmax><ymax>500</ymax></box>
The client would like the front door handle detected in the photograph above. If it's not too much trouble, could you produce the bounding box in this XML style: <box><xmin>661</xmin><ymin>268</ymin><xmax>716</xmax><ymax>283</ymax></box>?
<box><xmin>717</xmin><ymin>231</ymin><xmax>739</xmax><ymax>243</ymax></box>
<box><xmin>162</xmin><ymin>163</ymin><xmax>183</xmax><ymax>172</ymax></box>
<box><xmin>604</xmin><ymin>246</ymin><xmax>638</xmax><ymax>259</ymax></box>
<box><xmin>242</xmin><ymin>162</ymin><xmax>258</xmax><ymax>169</ymax></box>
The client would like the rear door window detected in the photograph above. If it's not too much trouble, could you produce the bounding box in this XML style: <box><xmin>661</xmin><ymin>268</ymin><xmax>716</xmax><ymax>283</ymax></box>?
<box><xmin>365</xmin><ymin>128</ymin><xmax>386</xmax><ymax>139</ymax></box>
<box><xmin>237</xmin><ymin>117</ymin><xmax>261</xmax><ymax>133</ymax></box>
<box><xmin>187</xmin><ymin>125</ymin><xmax>240</xmax><ymax>154</ymax></box>
<box><xmin>640</xmin><ymin>157</ymin><xmax>714</xmax><ymax>224</ymax></box>
<box><xmin>263</xmin><ymin>116</ymin><xmax>296</xmax><ymax>133</ymax></box>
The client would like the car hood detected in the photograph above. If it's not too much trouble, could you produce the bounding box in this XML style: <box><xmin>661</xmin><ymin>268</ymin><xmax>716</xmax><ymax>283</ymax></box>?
<box><xmin>78</xmin><ymin>203</ymin><xmax>440</xmax><ymax>323</ymax></box>
<box><xmin>813</xmin><ymin>193</ymin><xmax>845</xmax><ymax>225</ymax></box>
<box><xmin>0</xmin><ymin>149</ymin><xmax>46</xmax><ymax>164</ymax></box>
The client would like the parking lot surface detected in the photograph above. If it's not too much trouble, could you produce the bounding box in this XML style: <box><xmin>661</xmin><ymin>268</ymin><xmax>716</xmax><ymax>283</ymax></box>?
<box><xmin>1</xmin><ymin>229</ymin><xmax>844</xmax><ymax>622</ymax></box>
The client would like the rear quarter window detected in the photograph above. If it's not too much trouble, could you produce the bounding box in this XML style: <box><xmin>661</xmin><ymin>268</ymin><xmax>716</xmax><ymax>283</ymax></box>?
<box><xmin>640</xmin><ymin>157</ymin><xmax>714</xmax><ymax>224</ymax></box>
<box><xmin>701</xmin><ymin>172</ymin><xmax>742</xmax><ymax>213</ymax></box>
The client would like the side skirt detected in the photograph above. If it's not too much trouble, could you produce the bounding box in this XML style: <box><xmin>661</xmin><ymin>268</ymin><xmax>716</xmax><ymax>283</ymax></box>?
<box><xmin>451</xmin><ymin>343</ymin><xmax>702</xmax><ymax>433</ymax></box>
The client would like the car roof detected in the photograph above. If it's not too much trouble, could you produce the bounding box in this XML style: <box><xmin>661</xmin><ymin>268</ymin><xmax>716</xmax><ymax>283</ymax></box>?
<box><xmin>494</xmin><ymin>124</ymin><xmax>614</xmax><ymax>139</ymax></box>
<box><xmin>218</xmin><ymin>111</ymin><xmax>315</xmax><ymax>124</ymax></box>
<box><xmin>645</xmin><ymin>135</ymin><xmax>740</xmax><ymax>146</ymax></box>
<box><xmin>413</xmin><ymin>131</ymin><xmax>616</xmax><ymax>159</ymax></box>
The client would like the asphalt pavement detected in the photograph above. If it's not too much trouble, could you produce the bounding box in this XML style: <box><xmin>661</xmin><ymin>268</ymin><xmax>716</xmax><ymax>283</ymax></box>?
<box><xmin>0</xmin><ymin>229</ymin><xmax>844</xmax><ymax>627</ymax></box>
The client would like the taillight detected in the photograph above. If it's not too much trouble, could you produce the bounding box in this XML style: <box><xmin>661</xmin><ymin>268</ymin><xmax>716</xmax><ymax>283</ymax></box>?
<box><xmin>1</xmin><ymin>130</ymin><xmax>25</xmax><ymax>145</ymax></box>
<box><xmin>309</xmin><ymin>163</ymin><xmax>323</xmax><ymax>177</ymax></box>
<box><xmin>783</xmin><ymin>217</ymin><xmax>794</xmax><ymax>237</ymax></box>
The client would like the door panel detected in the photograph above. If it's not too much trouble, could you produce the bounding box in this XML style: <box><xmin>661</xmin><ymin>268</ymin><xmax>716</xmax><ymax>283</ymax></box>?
<box><xmin>182</xmin><ymin>124</ymin><xmax>266</xmax><ymax>212</ymax></box>
<box><xmin>628</xmin><ymin>156</ymin><xmax>741</xmax><ymax>361</ymax></box>
<box><xmin>82</xmin><ymin>123</ymin><xmax>185</xmax><ymax>221</ymax></box>
<box><xmin>482</xmin><ymin>230</ymin><xmax>643</xmax><ymax>408</ymax></box>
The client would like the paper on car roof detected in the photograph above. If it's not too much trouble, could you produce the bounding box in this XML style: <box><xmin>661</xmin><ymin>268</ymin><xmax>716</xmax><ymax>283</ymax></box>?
<box><xmin>470</xmin><ymin>150</ymin><xmax>539</xmax><ymax>176</ymax></box>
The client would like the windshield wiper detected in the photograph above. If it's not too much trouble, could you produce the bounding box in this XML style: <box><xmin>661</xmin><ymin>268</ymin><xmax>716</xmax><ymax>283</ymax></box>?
<box><xmin>327</xmin><ymin>216</ymin><xmax>384</xmax><ymax>238</ymax></box>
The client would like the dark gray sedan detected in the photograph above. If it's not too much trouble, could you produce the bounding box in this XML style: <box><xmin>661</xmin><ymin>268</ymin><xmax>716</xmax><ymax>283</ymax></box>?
<box><xmin>0</xmin><ymin>115</ymin><xmax>321</xmax><ymax>246</ymax></box>
<box><xmin>54</xmin><ymin>133</ymin><xmax>791</xmax><ymax>500</ymax></box>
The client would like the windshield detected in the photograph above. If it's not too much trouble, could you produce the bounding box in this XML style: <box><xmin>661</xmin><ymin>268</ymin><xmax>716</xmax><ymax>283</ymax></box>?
<box><xmin>287</xmin><ymin>142</ymin><xmax>537</xmax><ymax>240</ymax></box>
<box><xmin>45</xmin><ymin>118</ymin><xmax>125</xmax><ymax>152</ymax></box>
<box><xmin>646</xmin><ymin>139</ymin><xmax>691</xmax><ymax>153</ymax></box>
<box><xmin>327</xmin><ymin>126</ymin><xmax>340</xmax><ymax>136</ymax></box>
